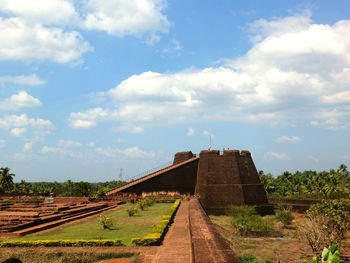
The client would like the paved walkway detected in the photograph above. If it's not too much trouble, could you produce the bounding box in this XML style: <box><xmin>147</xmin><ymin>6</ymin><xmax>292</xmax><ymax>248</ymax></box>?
<box><xmin>146</xmin><ymin>200</ymin><xmax>193</xmax><ymax>263</ymax></box>
<box><xmin>138</xmin><ymin>198</ymin><xmax>239</xmax><ymax>263</ymax></box>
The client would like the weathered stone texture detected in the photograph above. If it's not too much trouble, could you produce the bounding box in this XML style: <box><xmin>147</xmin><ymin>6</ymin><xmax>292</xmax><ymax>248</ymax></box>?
<box><xmin>195</xmin><ymin>149</ymin><xmax>272</xmax><ymax>214</ymax></box>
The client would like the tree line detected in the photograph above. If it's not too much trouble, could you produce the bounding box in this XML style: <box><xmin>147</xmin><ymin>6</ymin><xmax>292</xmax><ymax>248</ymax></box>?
<box><xmin>0</xmin><ymin>167</ymin><xmax>124</xmax><ymax>197</ymax></box>
<box><xmin>259</xmin><ymin>164</ymin><xmax>350</xmax><ymax>199</ymax></box>
<box><xmin>2</xmin><ymin>164</ymin><xmax>350</xmax><ymax>199</ymax></box>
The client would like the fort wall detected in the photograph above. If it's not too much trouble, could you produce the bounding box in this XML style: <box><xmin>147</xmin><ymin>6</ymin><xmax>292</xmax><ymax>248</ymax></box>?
<box><xmin>116</xmin><ymin>157</ymin><xmax>199</xmax><ymax>195</ymax></box>
<box><xmin>195</xmin><ymin>149</ymin><xmax>271</xmax><ymax>214</ymax></box>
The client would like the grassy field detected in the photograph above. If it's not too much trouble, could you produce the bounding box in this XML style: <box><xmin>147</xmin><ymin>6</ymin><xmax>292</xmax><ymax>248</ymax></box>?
<box><xmin>17</xmin><ymin>202</ymin><xmax>173</xmax><ymax>245</ymax></box>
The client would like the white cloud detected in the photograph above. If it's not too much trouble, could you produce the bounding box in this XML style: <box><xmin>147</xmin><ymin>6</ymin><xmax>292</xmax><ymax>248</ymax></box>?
<box><xmin>0</xmin><ymin>139</ymin><xmax>6</xmax><ymax>148</ymax></box>
<box><xmin>307</xmin><ymin>156</ymin><xmax>319</xmax><ymax>163</ymax></box>
<box><xmin>69</xmin><ymin>107</ymin><xmax>110</xmax><ymax>129</ymax></box>
<box><xmin>0</xmin><ymin>91</ymin><xmax>41</xmax><ymax>110</ymax></box>
<box><xmin>23</xmin><ymin>141</ymin><xmax>34</xmax><ymax>152</ymax></box>
<box><xmin>266</xmin><ymin>151</ymin><xmax>290</xmax><ymax>161</ymax></box>
<box><xmin>119</xmin><ymin>146</ymin><xmax>155</xmax><ymax>158</ymax></box>
<box><xmin>0</xmin><ymin>17</ymin><xmax>91</xmax><ymax>63</ymax></box>
<box><xmin>95</xmin><ymin>146</ymin><xmax>155</xmax><ymax>159</ymax></box>
<box><xmin>276</xmin><ymin>135</ymin><xmax>301</xmax><ymax>143</ymax></box>
<box><xmin>69</xmin><ymin>12</ymin><xmax>350</xmax><ymax>131</ymax></box>
<box><xmin>57</xmin><ymin>139</ymin><xmax>81</xmax><ymax>148</ymax></box>
<box><xmin>40</xmin><ymin>145</ymin><xmax>73</xmax><ymax>156</ymax></box>
<box><xmin>162</xmin><ymin>39</ymin><xmax>182</xmax><ymax>56</ymax></box>
<box><xmin>310</xmin><ymin>109</ymin><xmax>348</xmax><ymax>131</ymax></box>
<box><xmin>10</xmin><ymin>127</ymin><xmax>26</xmax><ymax>137</ymax></box>
<box><xmin>82</xmin><ymin>0</ymin><xmax>170</xmax><ymax>37</ymax></box>
<box><xmin>86</xmin><ymin>142</ymin><xmax>95</xmax><ymax>147</ymax></box>
<box><xmin>0</xmin><ymin>114</ymin><xmax>54</xmax><ymax>137</ymax></box>
<box><xmin>145</xmin><ymin>34</ymin><xmax>161</xmax><ymax>46</ymax></box>
<box><xmin>40</xmin><ymin>139</ymin><xmax>82</xmax><ymax>157</ymax></box>
<box><xmin>114</xmin><ymin>125</ymin><xmax>145</xmax><ymax>134</ymax></box>
<box><xmin>0</xmin><ymin>0</ymin><xmax>79</xmax><ymax>25</ymax></box>
<box><xmin>0</xmin><ymin>0</ymin><xmax>89</xmax><ymax>63</ymax></box>
<box><xmin>186</xmin><ymin>127</ymin><xmax>194</xmax><ymax>136</ymax></box>
<box><xmin>0</xmin><ymin>74</ymin><xmax>45</xmax><ymax>86</ymax></box>
<box><xmin>0</xmin><ymin>0</ymin><xmax>171</xmax><ymax>63</ymax></box>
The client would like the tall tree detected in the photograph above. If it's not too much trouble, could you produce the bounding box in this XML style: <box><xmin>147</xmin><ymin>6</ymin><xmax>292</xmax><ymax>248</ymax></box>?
<box><xmin>0</xmin><ymin>167</ymin><xmax>15</xmax><ymax>193</ymax></box>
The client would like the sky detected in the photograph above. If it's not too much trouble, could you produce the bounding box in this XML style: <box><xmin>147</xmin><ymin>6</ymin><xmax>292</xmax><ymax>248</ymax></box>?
<box><xmin>1</xmin><ymin>0</ymin><xmax>350</xmax><ymax>182</ymax></box>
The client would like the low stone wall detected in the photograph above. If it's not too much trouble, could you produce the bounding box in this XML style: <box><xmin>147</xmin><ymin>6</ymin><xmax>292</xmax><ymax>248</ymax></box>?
<box><xmin>52</xmin><ymin>197</ymin><xmax>90</xmax><ymax>204</ymax></box>
<box><xmin>268</xmin><ymin>197</ymin><xmax>321</xmax><ymax>212</ymax></box>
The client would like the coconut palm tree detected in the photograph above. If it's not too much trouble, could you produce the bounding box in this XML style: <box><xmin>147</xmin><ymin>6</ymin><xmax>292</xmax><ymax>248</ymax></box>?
<box><xmin>0</xmin><ymin>167</ymin><xmax>15</xmax><ymax>193</ymax></box>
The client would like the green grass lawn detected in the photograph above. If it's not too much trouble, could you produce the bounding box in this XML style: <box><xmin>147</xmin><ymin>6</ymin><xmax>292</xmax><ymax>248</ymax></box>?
<box><xmin>17</xmin><ymin>202</ymin><xmax>173</xmax><ymax>245</ymax></box>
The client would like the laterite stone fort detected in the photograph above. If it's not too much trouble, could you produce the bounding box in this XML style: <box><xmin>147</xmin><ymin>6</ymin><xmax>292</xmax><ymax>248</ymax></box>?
<box><xmin>107</xmin><ymin>149</ymin><xmax>272</xmax><ymax>214</ymax></box>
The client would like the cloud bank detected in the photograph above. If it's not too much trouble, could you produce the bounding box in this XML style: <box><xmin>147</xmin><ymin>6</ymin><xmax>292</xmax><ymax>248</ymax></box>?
<box><xmin>0</xmin><ymin>0</ymin><xmax>170</xmax><ymax>63</ymax></box>
<box><xmin>70</xmin><ymin>12</ymin><xmax>350</xmax><ymax>132</ymax></box>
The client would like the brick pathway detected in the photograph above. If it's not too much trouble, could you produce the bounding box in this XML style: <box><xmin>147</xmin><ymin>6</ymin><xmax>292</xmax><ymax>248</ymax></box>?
<box><xmin>189</xmin><ymin>198</ymin><xmax>240</xmax><ymax>263</ymax></box>
<box><xmin>139</xmin><ymin>198</ymin><xmax>239</xmax><ymax>263</ymax></box>
<box><xmin>145</xmin><ymin>199</ymin><xmax>193</xmax><ymax>263</ymax></box>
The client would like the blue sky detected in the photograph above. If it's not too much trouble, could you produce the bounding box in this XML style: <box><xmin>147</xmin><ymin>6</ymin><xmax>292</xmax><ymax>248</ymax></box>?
<box><xmin>1</xmin><ymin>0</ymin><xmax>350</xmax><ymax>182</ymax></box>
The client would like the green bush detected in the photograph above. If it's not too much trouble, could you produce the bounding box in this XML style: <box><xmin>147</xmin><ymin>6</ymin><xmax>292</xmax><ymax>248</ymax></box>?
<box><xmin>276</xmin><ymin>208</ymin><xmax>294</xmax><ymax>227</ymax></box>
<box><xmin>136</xmin><ymin>198</ymin><xmax>155</xmax><ymax>211</ymax></box>
<box><xmin>228</xmin><ymin>205</ymin><xmax>273</xmax><ymax>236</ymax></box>
<box><xmin>0</xmin><ymin>239</ymin><xmax>124</xmax><ymax>247</ymax></box>
<box><xmin>98</xmin><ymin>215</ymin><xmax>115</xmax><ymax>230</ymax></box>
<box><xmin>132</xmin><ymin>233</ymin><xmax>162</xmax><ymax>246</ymax></box>
<box><xmin>240</xmin><ymin>254</ymin><xmax>260</xmax><ymax>263</ymax></box>
<box><xmin>144</xmin><ymin>198</ymin><xmax>155</xmax><ymax>207</ymax></box>
<box><xmin>126</xmin><ymin>206</ymin><xmax>139</xmax><ymax>217</ymax></box>
<box><xmin>137</xmin><ymin>200</ymin><xmax>147</xmax><ymax>210</ymax></box>
<box><xmin>239</xmin><ymin>255</ymin><xmax>281</xmax><ymax>263</ymax></box>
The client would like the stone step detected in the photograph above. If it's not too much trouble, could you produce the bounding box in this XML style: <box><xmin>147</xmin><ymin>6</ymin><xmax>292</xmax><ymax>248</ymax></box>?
<box><xmin>13</xmin><ymin>204</ymin><xmax>119</xmax><ymax>236</ymax></box>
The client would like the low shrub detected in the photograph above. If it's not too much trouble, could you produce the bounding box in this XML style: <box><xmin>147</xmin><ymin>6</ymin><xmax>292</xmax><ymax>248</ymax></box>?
<box><xmin>131</xmin><ymin>233</ymin><xmax>162</xmax><ymax>246</ymax></box>
<box><xmin>98</xmin><ymin>215</ymin><xmax>115</xmax><ymax>230</ymax></box>
<box><xmin>0</xmin><ymin>239</ymin><xmax>124</xmax><ymax>247</ymax></box>
<box><xmin>239</xmin><ymin>255</ymin><xmax>281</xmax><ymax>263</ymax></box>
<box><xmin>275</xmin><ymin>207</ymin><xmax>294</xmax><ymax>228</ymax></box>
<box><xmin>0</xmin><ymin>252</ymin><xmax>135</xmax><ymax>263</ymax></box>
<box><xmin>240</xmin><ymin>254</ymin><xmax>260</xmax><ymax>263</ymax></box>
<box><xmin>300</xmin><ymin>199</ymin><xmax>350</xmax><ymax>252</ymax></box>
<box><xmin>144</xmin><ymin>198</ymin><xmax>155</xmax><ymax>207</ymax></box>
<box><xmin>228</xmin><ymin>205</ymin><xmax>274</xmax><ymax>236</ymax></box>
<box><xmin>126</xmin><ymin>206</ymin><xmax>139</xmax><ymax>217</ymax></box>
<box><xmin>136</xmin><ymin>198</ymin><xmax>155</xmax><ymax>211</ymax></box>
